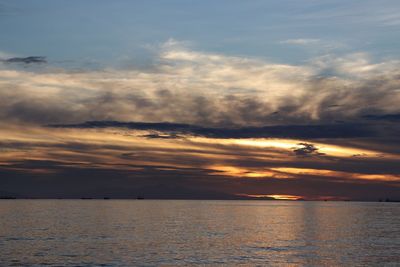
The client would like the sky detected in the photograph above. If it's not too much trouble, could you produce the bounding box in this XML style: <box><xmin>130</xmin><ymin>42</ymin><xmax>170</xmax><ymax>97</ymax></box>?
<box><xmin>0</xmin><ymin>0</ymin><xmax>400</xmax><ymax>200</ymax></box>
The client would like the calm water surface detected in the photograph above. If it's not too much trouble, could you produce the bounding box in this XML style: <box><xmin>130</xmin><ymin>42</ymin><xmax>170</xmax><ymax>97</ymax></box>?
<box><xmin>0</xmin><ymin>200</ymin><xmax>399</xmax><ymax>266</ymax></box>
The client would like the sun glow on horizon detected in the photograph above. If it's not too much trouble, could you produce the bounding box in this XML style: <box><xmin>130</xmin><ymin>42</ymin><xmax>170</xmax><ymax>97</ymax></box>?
<box><xmin>237</xmin><ymin>194</ymin><xmax>302</xmax><ymax>200</ymax></box>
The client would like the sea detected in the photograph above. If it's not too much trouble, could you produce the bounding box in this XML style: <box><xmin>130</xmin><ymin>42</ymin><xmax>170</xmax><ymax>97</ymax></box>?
<box><xmin>0</xmin><ymin>200</ymin><xmax>399</xmax><ymax>266</ymax></box>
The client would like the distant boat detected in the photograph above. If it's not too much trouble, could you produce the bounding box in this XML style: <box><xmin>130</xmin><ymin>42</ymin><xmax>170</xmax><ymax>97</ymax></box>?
<box><xmin>0</xmin><ymin>196</ymin><xmax>16</xmax><ymax>199</ymax></box>
<box><xmin>136</xmin><ymin>196</ymin><xmax>144</xmax><ymax>200</ymax></box>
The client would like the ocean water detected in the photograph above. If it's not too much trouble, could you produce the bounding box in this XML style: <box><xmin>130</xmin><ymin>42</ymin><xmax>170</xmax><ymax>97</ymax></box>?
<box><xmin>0</xmin><ymin>200</ymin><xmax>399</xmax><ymax>266</ymax></box>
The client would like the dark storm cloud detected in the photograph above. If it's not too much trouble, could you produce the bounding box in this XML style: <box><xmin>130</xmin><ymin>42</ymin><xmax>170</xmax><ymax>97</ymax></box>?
<box><xmin>362</xmin><ymin>113</ymin><xmax>400</xmax><ymax>122</ymax></box>
<box><xmin>3</xmin><ymin>100</ymin><xmax>79</xmax><ymax>124</ymax></box>
<box><xmin>141</xmin><ymin>133</ymin><xmax>183</xmax><ymax>139</ymax></box>
<box><xmin>48</xmin><ymin>120</ymin><xmax>378</xmax><ymax>139</ymax></box>
<box><xmin>292</xmin><ymin>143</ymin><xmax>325</xmax><ymax>157</ymax></box>
<box><xmin>2</xmin><ymin>56</ymin><xmax>47</xmax><ymax>64</ymax></box>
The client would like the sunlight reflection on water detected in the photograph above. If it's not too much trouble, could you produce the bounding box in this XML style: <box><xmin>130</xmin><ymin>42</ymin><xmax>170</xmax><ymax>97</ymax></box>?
<box><xmin>0</xmin><ymin>200</ymin><xmax>399</xmax><ymax>266</ymax></box>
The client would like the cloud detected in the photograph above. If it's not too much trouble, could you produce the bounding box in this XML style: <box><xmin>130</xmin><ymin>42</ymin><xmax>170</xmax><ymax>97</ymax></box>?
<box><xmin>140</xmin><ymin>133</ymin><xmax>183</xmax><ymax>139</ymax></box>
<box><xmin>2</xmin><ymin>56</ymin><xmax>47</xmax><ymax>64</ymax></box>
<box><xmin>293</xmin><ymin>1</ymin><xmax>400</xmax><ymax>27</ymax></box>
<box><xmin>48</xmin><ymin>120</ymin><xmax>377</xmax><ymax>139</ymax></box>
<box><xmin>0</xmin><ymin>40</ymin><xmax>399</xmax><ymax>130</ymax></box>
<box><xmin>292</xmin><ymin>143</ymin><xmax>324</xmax><ymax>157</ymax></box>
<box><xmin>1</xmin><ymin>122</ymin><xmax>399</xmax><ymax>200</ymax></box>
<box><xmin>1</xmin><ymin>156</ymin><xmax>399</xmax><ymax>200</ymax></box>
<box><xmin>280</xmin><ymin>39</ymin><xmax>320</xmax><ymax>45</ymax></box>
<box><xmin>312</xmin><ymin>53</ymin><xmax>400</xmax><ymax>78</ymax></box>
<box><xmin>279</xmin><ymin>38</ymin><xmax>346</xmax><ymax>51</ymax></box>
<box><xmin>362</xmin><ymin>113</ymin><xmax>400</xmax><ymax>122</ymax></box>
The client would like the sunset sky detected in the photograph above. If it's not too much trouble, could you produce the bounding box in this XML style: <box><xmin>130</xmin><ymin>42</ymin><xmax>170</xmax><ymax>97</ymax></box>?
<box><xmin>1</xmin><ymin>0</ymin><xmax>400</xmax><ymax>200</ymax></box>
